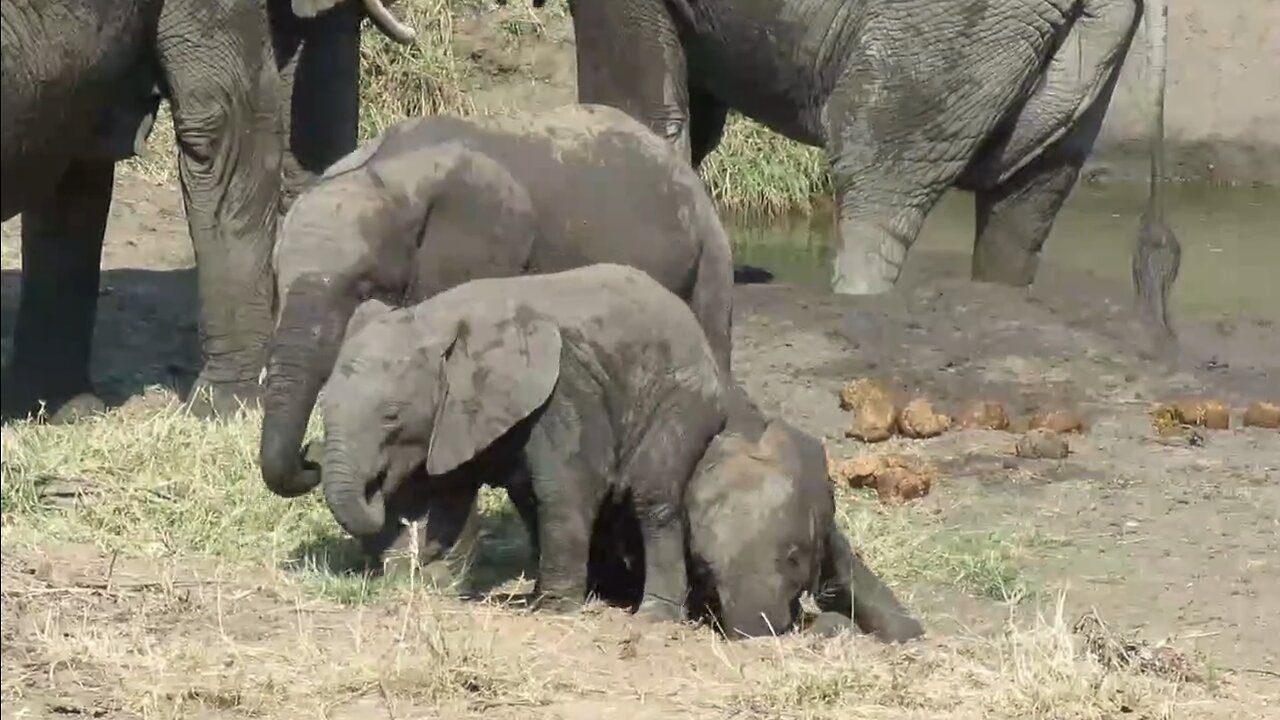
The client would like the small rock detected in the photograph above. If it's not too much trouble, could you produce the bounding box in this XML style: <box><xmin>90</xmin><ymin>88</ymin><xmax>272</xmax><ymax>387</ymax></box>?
<box><xmin>1242</xmin><ymin>401</ymin><xmax>1280</xmax><ymax>429</ymax></box>
<box><xmin>1027</xmin><ymin>410</ymin><xmax>1086</xmax><ymax>435</ymax></box>
<box><xmin>955</xmin><ymin>400</ymin><xmax>1011</xmax><ymax>431</ymax></box>
<box><xmin>1015</xmin><ymin>429</ymin><xmax>1070</xmax><ymax>459</ymax></box>
<box><xmin>897</xmin><ymin>398</ymin><xmax>952</xmax><ymax>439</ymax></box>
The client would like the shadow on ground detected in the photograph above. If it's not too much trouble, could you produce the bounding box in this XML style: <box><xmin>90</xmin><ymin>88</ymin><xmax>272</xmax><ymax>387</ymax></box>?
<box><xmin>0</xmin><ymin>267</ymin><xmax>204</xmax><ymax>423</ymax></box>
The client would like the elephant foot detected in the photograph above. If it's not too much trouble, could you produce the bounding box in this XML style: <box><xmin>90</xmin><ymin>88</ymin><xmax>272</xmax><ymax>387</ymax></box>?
<box><xmin>185</xmin><ymin>377</ymin><xmax>262</xmax><ymax>420</ymax></box>
<box><xmin>971</xmin><ymin>253</ymin><xmax>1038</xmax><ymax>287</ymax></box>
<box><xmin>806</xmin><ymin>611</ymin><xmax>853</xmax><ymax>638</ymax></box>
<box><xmin>635</xmin><ymin>595</ymin><xmax>684</xmax><ymax>624</ymax></box>
<box><xmin>0</xmin><ymin>368</ymin><xmax>105</xmax><ymax>424</ymax></box>
<box><xmin>375</xmin><ymin>552</ymin><xmax>459</xmax><ymax>590</ymax></box>
<box><xmin>49</xmin><ymin>393</ymin><xmax>108</xmax><ymax>424</ymax></box>
<box><xmin>530</xmin><ymin>590</ymin><xmax>585</xmax><ymax>615</ymax></box>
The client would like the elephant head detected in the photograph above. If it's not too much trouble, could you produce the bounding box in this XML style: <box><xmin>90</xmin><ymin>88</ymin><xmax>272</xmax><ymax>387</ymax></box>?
<box><xmin>258</xmin><ymin>135</ymin><xmax>539</xmax><ymax>499</ymax></box>
<box><xmin>685</xmin><ymin>412</ymin><xmax>922</xmax><ymax>642</ymax></box>
<box><xmin>291</xmin><ymin>0</ymin><xmax>417</xmax><ymax>45</ymax></box>
<box><xmin>316</xmin><ymin>298</ymin><xmax>562</xmax><ymax>538</ymax></box>
<box><xmin>258</xmin><ymin>147</ymin><xmax>418</xmax><ymax>499</ymax></box>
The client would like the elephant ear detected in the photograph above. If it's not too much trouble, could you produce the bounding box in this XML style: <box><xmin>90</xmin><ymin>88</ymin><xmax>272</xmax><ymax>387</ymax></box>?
<box><xmin>291</xmin><ymin>0</ymin><xmax>344</xmax><ymax>18</ymax></box>
<box><xmin>424</xmin><ymin>310</ymin><xmax>562</xmax><ymax>476</ymax></box>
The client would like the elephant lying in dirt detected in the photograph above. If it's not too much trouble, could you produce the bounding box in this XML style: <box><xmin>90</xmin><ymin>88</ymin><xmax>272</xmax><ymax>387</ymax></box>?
<box><xmin>0</xmin><ymin>0</ymin><xmax>415</xmax><ymax>423</ymax></box>
<box><xmin>582</xmin><ymin>385</ymin><xmax>925</xmax><ymax>641</ymax></box>
<box><xmin>260</xmin><ymin>103</ymin><xmax>736</xmax><ymax>514</ymax></box>
<box><xmin>316</xmin><ymin>264</ymin><xmax>729</xmax><ymax>621</ymax></box>
<box><xmin>560</xmin><ymin>0</ymin><xmax>1181</xmax><ymax>339</ymax></box>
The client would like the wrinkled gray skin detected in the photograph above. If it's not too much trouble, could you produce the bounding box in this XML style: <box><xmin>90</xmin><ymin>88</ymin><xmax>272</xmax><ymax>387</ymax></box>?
<box><xmin>561</xmin><ymin>0</ymin><xmax>1179</xmax><ymax>340</ymax></box>
<box><xmin>259</xmin><ymin>104</ymin><xmax>735</xmax><ymax>521</ymax></box>
<box><xmin>0</xmin><ymin>0</ymin><xmax>412</xmax><ymax>423</ymax></box>
<box><xmin>587</xmin><ymin>385</ymin><xmax>924</xmax><ymax>641</ymax></box>
<box><xmin>318</xmin><ymin>264</ymin><xmax>728</xmax><ymax>621</ymax></box>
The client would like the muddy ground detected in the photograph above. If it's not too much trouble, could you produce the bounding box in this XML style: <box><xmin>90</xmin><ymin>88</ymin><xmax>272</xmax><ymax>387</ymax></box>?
<box><xmin>3</xmin><ymin>173</ymin><xmax>1278</xmax><ymax>718</ymax></box>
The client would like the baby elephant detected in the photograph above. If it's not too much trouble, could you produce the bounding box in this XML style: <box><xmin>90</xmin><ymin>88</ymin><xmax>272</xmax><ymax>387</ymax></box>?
<box><xmin>590</xmin><ymin>387</ymin><xmax>925</xmax><ymax>642</ymax></box>
<box><xmin>260</xmin><ymin>102</ymin><xmax>735</xmax><ymax>504</ymax></box>
<box><xmin>318</xmin><ymin>264</ymin><xmax>728</xmax><ymax>621</ymax></box>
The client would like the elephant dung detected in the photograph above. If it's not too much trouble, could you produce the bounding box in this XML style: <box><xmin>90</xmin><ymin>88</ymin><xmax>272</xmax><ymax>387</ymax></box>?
<box><xmin>1242</xmin><ymin>401</ymin><xmax>1280</xmax><ymax>429</ymax></box>
<box><xmin>875</xmin><ymin>467</ymin><xmax>933</xmax><ymax>504</ymax></box>
<box><xmin>897</xmin><ymin>398</ymin><xmax>952</xmax><ymax>439</ymax></box>
<box><xmin>1164</xmin><ymin>397</ymin><xmax>1232</xmax><ymax>430</ymax></box>
<box><xmin>838</xmin><ymin>378</ymin><xmax>893</xmax><ymax>411</ymax></box>
<box><xmin>1026</xmin><ymin>410</ymin><xmax>1086</xmax><ymax>435</ymax></box>
<box><xmin>1015</xmin><ymin>429</ymin><xmax>1070</xmax><ymax>459</ymax></box>
<box><xmin>955</xmin><ymin>400</ymin><xmax>1011</xmax><ymax>431</ymax></box>
<box><xmin>839</xmin><ymin>379</ymin><xmax>899</xmax><ymax>443</ymax></box>
<box><xmin>829</xmin><ymin>453</ymin><xmax>936</xmax><ymax>505</ymax></box>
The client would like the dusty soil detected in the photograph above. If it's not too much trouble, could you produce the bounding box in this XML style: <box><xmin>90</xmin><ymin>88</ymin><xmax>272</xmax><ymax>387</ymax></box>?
<box><xmin>3</xmin><ymin>173</ymin><xmax>1279</xmax><ymax>716</ymax></box>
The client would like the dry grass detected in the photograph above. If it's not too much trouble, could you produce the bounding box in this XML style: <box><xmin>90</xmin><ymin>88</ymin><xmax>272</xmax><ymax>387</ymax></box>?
<box><xmin>2</xmin><ymin>393</ymin><xmax>1263</xmax><ymax>718</ymax></box>
<box><xmin>119</xmin><ymin>1</ymin><xmax>828</xmax><ymax>216</ymax></box>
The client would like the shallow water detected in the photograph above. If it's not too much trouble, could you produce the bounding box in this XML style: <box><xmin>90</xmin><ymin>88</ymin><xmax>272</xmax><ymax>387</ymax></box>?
<box><xmin>727</xmin><ymin>183</ymin><xmax>1279</xmax><ymax>322</ymax></box>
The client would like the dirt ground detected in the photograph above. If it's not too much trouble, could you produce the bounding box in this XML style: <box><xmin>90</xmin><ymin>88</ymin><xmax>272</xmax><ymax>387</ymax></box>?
<box><xmin>3</xmin><ymin>170</ymin><xmax>1278</xmax><ymax>717</ymax></box>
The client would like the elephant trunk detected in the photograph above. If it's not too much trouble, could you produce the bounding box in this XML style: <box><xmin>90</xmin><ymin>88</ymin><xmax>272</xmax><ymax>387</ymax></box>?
<box><xmin>362</xmin><ymin>0</ymin><xmax>416</xmax><ymax>45</ymax></box>
<box><xmin>259</xmin><ymin>280</ymin><xmax>354</xmax><ymax>497</ymax></box>
<box><xmin>321</xmin><ymin>433</ymin><xmax>387</xmax><ymax>537</ymax></box>
<box><xmin>821</xmin><ymin>527</ymin><xmax>924</xmax><ymax>643</ymax></box>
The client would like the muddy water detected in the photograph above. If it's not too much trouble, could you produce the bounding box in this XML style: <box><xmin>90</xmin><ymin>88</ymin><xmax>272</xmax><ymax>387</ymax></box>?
<box><xmin>728</xmin><ymin>183</ymin><xmax>1279</xmax><ymax>322</ymax></box>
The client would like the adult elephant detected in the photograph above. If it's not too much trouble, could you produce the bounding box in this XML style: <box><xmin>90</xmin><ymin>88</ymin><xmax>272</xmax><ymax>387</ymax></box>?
<box><xmin>0</xmin><ymin>0</ymin><xmax>414</xmax><ymax>423</ymax></box>
<box><xmin>558</xmin><ymin>0</ymin><xmax>1181</xmax><ymax>339</ymax></box>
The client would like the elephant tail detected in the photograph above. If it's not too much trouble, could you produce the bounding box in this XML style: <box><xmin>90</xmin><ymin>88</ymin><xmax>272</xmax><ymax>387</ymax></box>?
<box><xmin>1131</xmin><ymin>0</ymin><xmax>1182</xmax><ymax>345</ymax></box>
<box><xmin>691</xmin><ymin>211</ymin><xmax>735</xmax><ymax>375</ymax></box>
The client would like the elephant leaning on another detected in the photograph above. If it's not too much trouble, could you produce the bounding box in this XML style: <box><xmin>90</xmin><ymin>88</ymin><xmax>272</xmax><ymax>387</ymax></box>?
<box><xmin>584</xmin><ymin>385</ymin><xmax>925</xmax><ymax>641</ymax></box>
<box><xmin>560</xmin><ymin>0</ymin><xmax>1180</xmax><ymax>339</ymax></box>
<box><xmin>259</xmin><ymin>104</ymin><xmax>735</xmax><ymax>519</ymax></box>
<box><xmin>316</xmin><ymin>264</ymin><xmax>730</xmax><ymax>621</ymax></box>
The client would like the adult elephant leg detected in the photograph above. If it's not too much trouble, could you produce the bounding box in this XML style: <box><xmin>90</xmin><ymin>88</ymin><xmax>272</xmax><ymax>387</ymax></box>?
<box><xmin>825</xmin><ymin>118</ymin><xmax>958</xmax><ymax>296</ymax></box>
<box><xmin>270</xmin><ymin>0</ymin><xmax>361</xmax><ymax>212</ymax></box>
<box><xmin>824</xmin><ymin>26</ymin><xmax>1041</xmax><ymax>295</ymax></box>
<box><xmin>157</xmin><ymin>0</ymin><xmax>283</xmax><ymax>419</ymax></box>
<box><xmin>971</xmin><ymin>50</ymin><xmax>1127</xmax><ymax>287</ymax></box>
<box><xmin>570</xmin><ymin>0</ymin><xmax>691</xmax><ymax>159</ymax></box>
<box><xmin>1</xmin><ymin>160</ymin><xmax>113</xmax><ymax>423</ymax></box>
<box><xmin>971</xmin><ymin>155</ymin><xmax>1082</xmax><ymax>286</ymax></box>
<box><xmin>688</xmin><ymin>84</ymin><xmax>728</xmax><ymax>170</ymax></box>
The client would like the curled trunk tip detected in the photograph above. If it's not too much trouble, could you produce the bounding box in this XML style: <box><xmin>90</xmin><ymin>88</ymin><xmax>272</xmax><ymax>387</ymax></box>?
<box><xmin>363</xmin><ymin>0</ymin><xmax>416</xmax><ymax>44</ymax></box>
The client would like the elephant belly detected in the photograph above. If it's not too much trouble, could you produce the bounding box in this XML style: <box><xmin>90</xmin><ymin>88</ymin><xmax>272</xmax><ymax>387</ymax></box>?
<box><xmin>0</xmin><ymin>0</ymin><xmax>158</xmax><ymax>216</ymax></box>
<box><xmin>685</xmin><ymin>0</ymin><xmax>864</xmax><ymax>147</ymax></box>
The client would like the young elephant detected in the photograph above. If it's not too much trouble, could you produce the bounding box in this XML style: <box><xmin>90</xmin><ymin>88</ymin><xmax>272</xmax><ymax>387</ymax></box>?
<box><xmin>587</xmin><ymin>386</ymin><xmax>924</xmax><ymax>642</ymax></box>
<box><xmin>318</xmin><ymin>264</ymin><xmax>728</xmax><ymax>621</ymax></box>
<box><xmin>260</xmin><ymin>103</ymin><xmax>735</xmax><ymax>504</ymax></box>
